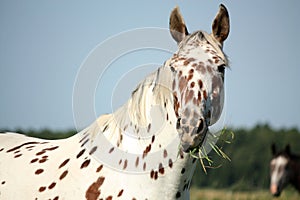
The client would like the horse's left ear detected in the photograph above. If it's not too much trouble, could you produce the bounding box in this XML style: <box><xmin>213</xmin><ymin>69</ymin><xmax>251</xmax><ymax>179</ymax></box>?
<box><xmin>271</xmin><ymin>143</ymin><xmax>276</xmax><ymax>155</ymax></box>
<box><xmin>169</xmin><ymin>6</ymin><xmax>189</xmax><ymax>44</ymax></box>
<box><xmin>212</xmin><ymin>4</ymin><xmax>230</xmax><ymax>44</ymax></box>
<box><xmin>285</xmin><ymin>144</ymin><xmax>291</xmax><ymax>155</ymax></box>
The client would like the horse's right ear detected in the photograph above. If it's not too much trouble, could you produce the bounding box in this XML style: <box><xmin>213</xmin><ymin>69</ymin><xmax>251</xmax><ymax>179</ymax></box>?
<box><xmin>271</xmin><ymin>143</ymin><xmax>276</xmax><ymax>155</ymax></box>
<box><xmin>212</xmin><ymin>4</ymin><xmax>230</xmax><ymax>44</ymax></box>
<box><xmin>169</xmin><ymin>6</ymin><xmax>189</xmax><ymax>44</ymax></box>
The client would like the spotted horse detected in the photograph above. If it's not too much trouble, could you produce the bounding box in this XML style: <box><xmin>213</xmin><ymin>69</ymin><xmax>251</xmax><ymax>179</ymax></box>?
<box><xmin>0</xmin><ymin>4</ymin><xmax>230</xmax><ymax>200</ymax></box>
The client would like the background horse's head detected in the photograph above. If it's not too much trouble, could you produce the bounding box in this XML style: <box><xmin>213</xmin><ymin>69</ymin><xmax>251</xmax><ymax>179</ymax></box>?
<box><xmin>169</xmin><ymin>5</ymin><xmax>229</xmax><ymax>152</ymax></box>
<box><xmin>270</xmin><ymin>144</ymin><xmax>293</xmax><ymax>197</ymax></box>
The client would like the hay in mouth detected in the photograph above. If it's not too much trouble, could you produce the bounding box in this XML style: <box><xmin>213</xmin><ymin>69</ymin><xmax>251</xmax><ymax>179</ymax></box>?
<box><xmin>189</xmin><ymin>127</ymin><xmax>234</xmax><ymax>174</ymax></box>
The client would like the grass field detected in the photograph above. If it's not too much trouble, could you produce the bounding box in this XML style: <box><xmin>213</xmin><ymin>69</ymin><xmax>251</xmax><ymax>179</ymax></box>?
<box><xmin>190</xmin><ymin>188</ymin><xmax>299</xmax><ymax>200</ymax></box>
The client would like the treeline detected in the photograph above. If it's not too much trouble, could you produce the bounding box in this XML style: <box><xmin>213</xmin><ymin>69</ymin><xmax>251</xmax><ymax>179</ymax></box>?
<box><xmin>192</xmin><ymin>124</ymin><xmax>300</xmax><ymax>190</ymax></box>
<box><xmin>1</xmin><ymin>124</ymin><xmax>299</xmax><ymax>190</ymax></box>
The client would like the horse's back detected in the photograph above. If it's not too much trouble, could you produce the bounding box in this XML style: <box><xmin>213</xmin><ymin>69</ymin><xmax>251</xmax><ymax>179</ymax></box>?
<box><xmin>0</xmin><ymin>132</ymin><xmax>90</xmax><ymax>199</ymax></box>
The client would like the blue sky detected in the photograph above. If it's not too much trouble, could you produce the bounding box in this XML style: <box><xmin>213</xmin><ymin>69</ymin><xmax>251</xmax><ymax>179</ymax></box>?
<box><xmin>1</xmin><ymin>1</ymin><xmax>299</xmax><ymax>131</ymax></box>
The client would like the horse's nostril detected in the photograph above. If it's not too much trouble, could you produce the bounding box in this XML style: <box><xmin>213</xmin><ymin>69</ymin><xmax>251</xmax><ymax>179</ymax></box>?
<box><xmin>196</xmin><ymin>118</ymin><xmax>204</xmax><ymax>133</ymax></box>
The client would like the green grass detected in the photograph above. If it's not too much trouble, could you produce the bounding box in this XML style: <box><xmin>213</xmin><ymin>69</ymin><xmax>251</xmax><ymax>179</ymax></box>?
<box><xmin>190</xmin><ymin>188</ymin><xmax>299</xmax><ymax>200</ymax></box>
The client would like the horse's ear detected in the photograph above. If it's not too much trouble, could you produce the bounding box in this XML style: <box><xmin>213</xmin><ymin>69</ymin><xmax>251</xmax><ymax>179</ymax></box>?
<box><xmin>285</xmin><ymin>144</ymin><xmax>291</xmax><ymax>155</ymax></box>
<box><xmin>169</xmin><ymin>6</ymin><xmax>189</xmax><ymax>44</ymax></box>
<box><xmin>212</xmin><ymin>4</ymin><xmax>230</xmax><ymax>44</ymax></box>
<box><xmin>271</xmin><ymin>143</ymin><xmax>276</xmax><ymax>155</ymax></box>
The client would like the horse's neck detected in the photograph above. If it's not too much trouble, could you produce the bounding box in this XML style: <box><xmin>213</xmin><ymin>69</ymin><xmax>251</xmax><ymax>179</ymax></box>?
<box><xmin>290</xmin><ymin>158</ymin><xmax>300</xmax><ymax>191</ymax></box>
<box><xmin>81</xmin><ymin>64</ymin><xmax>198</xmax><ymax>194</ymax></box>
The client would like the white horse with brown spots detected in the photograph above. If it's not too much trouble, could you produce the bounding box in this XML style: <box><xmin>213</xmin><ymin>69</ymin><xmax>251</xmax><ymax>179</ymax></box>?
<box><xmin>0</xmin><ymin>5</ymin><xmax>230</xmax><ymax>200</ymax></box>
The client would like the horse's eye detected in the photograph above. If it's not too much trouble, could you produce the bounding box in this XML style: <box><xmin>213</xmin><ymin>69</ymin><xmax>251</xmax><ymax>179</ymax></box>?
<box><xmin>218</xmin><ymin>64</ymin><xmax>225</xmax><ymax>74</ymax></box>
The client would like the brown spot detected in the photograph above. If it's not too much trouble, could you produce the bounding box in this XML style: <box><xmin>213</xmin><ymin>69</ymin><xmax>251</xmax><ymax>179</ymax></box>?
<box><xmin>150</xmin><ymin>170</ymin><xmax>154</xmax><ymax>179</ymax></box>
<box><xmin>85</xmin><ymin>176</ymin><xmax>105</xmax><ymax>200</ymax></box>
<box><xmin>1</xmin><ymin>181</ymin><xmax>5</xmax><ymax>185</ymax></box>
<box><xmin>117</xmin><ymin>189</ymin><xmax>124</xmax><ymax>197</ymax></box>
<box><xmin>76</xmin><ymin>149</ymin><xmax>85</xmax><ymax>159</ymax></box>
<box><xmin>207</xmin><ymin>65</ymin><xmax>213</xmax><ymax>74</ymax></box>
<box><xmin>14</xmin><ymin>154</ymin><xmax>22</xmax><ymax>158</ymax></box>
<box><xmin>6</xmin><ymin>141</ymin><xmax>39</xmax><ymax>153</ymax></box>
<box><xmin>119</xmin><ymin>159</ymin><xmax>122</xmax><ymax>165</ymax></box>
<box><xmin>147</xmin><ymin>123</ymin><xmax>152</xmax><ymax>133</ymax></box>
<box><xmin>197</xmin><ymin>91</ymin><xmax>202</xmax><ymax>101</ymax></box>
<box><xmin>35</xmin><ymin>169</ymin><xmax>44</xmax><ymax>175</ymax></box>
<box><xmin>154</xmin><ymin>171</ymin><xmax>158</xmax><ymax>180</ymax></box>
<box><xmin>190</xmin><ymin>82</ymin><xmax>195</xmax><ymax>88</ymax></box>
<box><xmin>79</xmin><ymin>134</ymin><xmax>89</xmax><ymax>143</ymax></box>
<box><xmin>108</xmin><ymin>147</ymin><xmax>114</xmax><ymax>154</ymax></box>
<box><xmin>198</xmin><ymin>80</ymin><xmax>203</xmax><ymax>89</ymax></box>
<box><xmin>53</xmin><ymin>196</ymin><xmax>59</xmax><ymax>200</ymax></box>
<box><xmin>36</xmin><ymin>146</ymin><xmax>59</xmax><ymax>156</ymax></box>
<box><xmin>96</xmin><ymin>165</ymin><xmax>103</xmax><ymax>173</ymax></box>
<box><xmin>181</xmin><ymin>168</ymin><xmax>186</xmax><ymax>174</ymax></box>
<box><xmin>0</xmin><ymin>148</ymin><xmax>4</xmax><ymax>152</ymax></box>
<box><xmin>30</xmin><ymin>158</ymin><xmax>39</xmax><ymax>163</ymax></box>
<box><xmin>172</xmin><ymin>80</ymin><xmax>176</xmax><ymax>90</ymax></box>
<box><xmin>143</xmin><ymin>144</ymin><xmax>151</xmax><ymax>159</ymax></box>
<box><xmin>143</xmin><ymin>162</ymin><xmax>146</xmax><ymax>171</ymax></box>
<box><xmin>39</xmin><ymin>157</ymin><xmax>48</xmax><ymax>163</ymax></box>
<box><xmin>169</xmin><ymin>159</ymin><xmax>173</xmax><ymax>168</ymax></box>
<box><xmin>203</xmin><ymin>90</ymin><xmax>208</xmax><ymax>100</ymax></box>
<box><xmin>183</xmin><ymin>60</ymin><xmax>190</xmax><ymax>66</ymax></box>
<box><xmin>59</xmin><ymin>170</ymin><xmax>68</xmax><ymax>180</ymax></box>
<box><xmin>59</xmin><ymin>159</ymin><xmax>70</xmax><ymax>169</ymax></box>
<box><xmin>179</xmin><ymin>76</ymin><xmax>187</xmax><ymax>93</ymax></box>
<box><xmin>106</xmin><ymin>196</ymin><xmax>112</xmax><ymax>200</ymax></box>
<box><xmin>185</xmin><ymin>90</ymin><xmax>194</xmax><ymax>103</ymax></box>
<box><xmin>159</xmin><ymin>163</ymin><xmax>164</xmax><ymax>175</ymax></box>
<box><xmin>173</xmin><ymin>93</ymin><xmax>180</xmax><ymax>117</ymax></box>
<box><xmin>103</xmin><ymin>124</ymin><xmax>109</xmax><ymax>132</ymax></box>
<box><xmin>176</xmin><ymin>191</ymin><xmax>181</xmax><ymax>198</ymax></box>
<box><xmin>48</xmin><ymin>182</ymin><xmax>56</xmax><ymax>189</ymax></box>
<box><xmin>81</xmin><ymin>159</ymin><xmax>91</xmax><ymax>169</ymax></box>
<box><xmin>36</xmin><ymin>151</ymin><xmax>45</xmax><ymax>156</ymax></box>
<box><xmin>187</xmin><ymin>74</ymin><xmax>193</xmax><ymax>82</ymax></box>
<box><xmin>163</xmin><ymin>149</ymin><xmax>168</xmax><ymax>158</ymax></box>
<box><xmin>81</xmin><ymin>138</ymin><xmax>90</xmax><ymax>147</ymax></box>
<box><xmin>166</xmin><ymin>113</ymin><xmax>169</xmax><ymax>121</ymax></box>
<box><xmin>208</xmin><ymin>59</ymin><xmax>213</xmax><ymax>64</ymax></box>
<box><xmin>151</xmin><ymin>135</ymin><xmax>155</xmax><ymax>143</ymax></box>
<box><xmin>180</xmin><ymin>150</ymin><xmax>184</xmax><ymax>159</ymax></box>
<box><xmin>123</xmin><ymin>124</ymin><xmax>128</xmax><ymax>131</ymax></box>
<box><xmin>123</xmin><ymin>159</ymin><xmax>128</xmax><ymax>170</ymax></box>
<box><xmin>89</xmin><ymin>146</ymin><xmax>98</xmax><ymax>155</ymax></box>
<box><xmin>135</xmin><ymin>156</ymin><xmax>139</xmax><ymax>167</ymax></box>
<box><xmin>39</xmin><ymin>186</ymin><xmax>46</xmax><ymax>192</ymax></box>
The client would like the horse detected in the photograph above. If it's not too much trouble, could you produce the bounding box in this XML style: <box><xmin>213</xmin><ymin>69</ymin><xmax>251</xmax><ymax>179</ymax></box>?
<box><xmin>270</xmin><ymin>144</ymin><xmax>300</xmax><ymax>197</ymax></box>
<box><xmin>0</xmin><ymin>4</ymin><xmax>230</xmax><ymax>200</ymax></box>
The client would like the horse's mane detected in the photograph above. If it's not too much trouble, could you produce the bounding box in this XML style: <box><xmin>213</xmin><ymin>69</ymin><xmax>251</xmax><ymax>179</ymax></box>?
<box><xmin>90</xmin><ymin>62</ymin><xmax>175</xmax><ymax>144</ymax></box>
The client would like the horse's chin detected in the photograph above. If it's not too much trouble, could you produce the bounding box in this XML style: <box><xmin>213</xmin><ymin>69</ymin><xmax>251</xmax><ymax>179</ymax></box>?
<box><xmin>181</xmin><ymin>133</ymin><xmax>206</xmax><ymax>153</ymax></box>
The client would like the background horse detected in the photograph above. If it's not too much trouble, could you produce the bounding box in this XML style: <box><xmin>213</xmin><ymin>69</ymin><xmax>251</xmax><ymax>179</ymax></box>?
<box><xmin>270</xmin><ymin>144</ymin><xmax>300</xmax><ymax>197</ymax></box>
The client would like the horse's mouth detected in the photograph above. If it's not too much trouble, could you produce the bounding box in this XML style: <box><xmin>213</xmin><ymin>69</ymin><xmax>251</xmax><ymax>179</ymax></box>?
<box><xmin>181</xmin><ymin>127</ymin><xmax>208</xmax><ymax>153</ymax></box>
<box><xmin>270</xmin><ymin>184</ymin><xmax>281</xmax><ymax>197</ymax></box>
